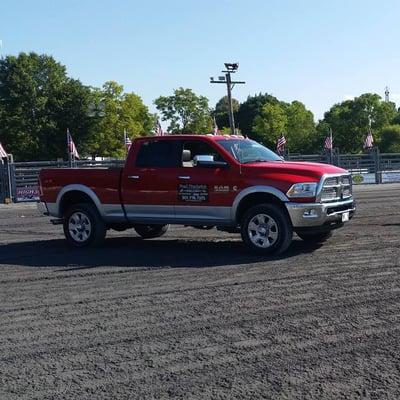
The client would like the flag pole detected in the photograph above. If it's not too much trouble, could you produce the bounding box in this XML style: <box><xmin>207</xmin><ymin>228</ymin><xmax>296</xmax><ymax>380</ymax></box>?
<box><xmin>329</xmin><ymin>128</ymin><xmax>333</xmax><ymax>164</ymax></box>
<box><xmin>68</xmin><ymin>148</ymin><xmax>72</xmax><ymax>167</ymax></box>
<box><xmin>7</xmin><ymin>154</ymin><xmax>13</xmax><ymax>202</ymax></box>
<box><xmin>124</xmin><ymin>129</ymin><xmax>128</xmax><ymax>156</ymax></box>
<box><xmin>67</xmin><ymin>128</ymin><xmax>72</xmax><ymax>167</ymax></box>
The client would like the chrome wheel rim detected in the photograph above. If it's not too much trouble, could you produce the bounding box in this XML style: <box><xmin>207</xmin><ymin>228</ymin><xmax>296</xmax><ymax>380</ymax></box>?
<box><xmin>247</xmin><ymin>213</ymin><xmax>279</xmax><ymax>248</ymax></box>
<box><xmin>68</xmin><ymin>212</ymin><xmax>92</xmax><ymax>243</ymax></box>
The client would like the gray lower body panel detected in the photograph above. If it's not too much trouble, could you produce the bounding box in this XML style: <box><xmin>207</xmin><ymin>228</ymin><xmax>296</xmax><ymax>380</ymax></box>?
<box><xmin>124</xmin><ymin>204</ymin><xmax>175</xmax><ymax>220</ymax></box>
<box><xmin>40</xmin><ymin>203</ymin><xmax>234</xmax><ymax>226</ymax></box>
<box><xmin>125</xmin><ymin>204</ymin><xmax>233</xmax><ymax>226</ymax></box>
<box><xmin>174</xmin><ymin>205</ymin><xmax>231</xmax><ymax>221</ymax></box>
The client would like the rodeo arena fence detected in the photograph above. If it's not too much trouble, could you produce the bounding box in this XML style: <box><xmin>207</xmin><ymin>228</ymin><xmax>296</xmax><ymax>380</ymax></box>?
<box><xmin>1</xmin><ymin>149</ymin><xmax>400</xmax><ymax>203</ymax></box>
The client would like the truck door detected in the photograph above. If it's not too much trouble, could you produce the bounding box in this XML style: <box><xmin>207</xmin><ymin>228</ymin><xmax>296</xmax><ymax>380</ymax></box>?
<box><xmin>121</xmin><ymin>139</ymin><xmax>181</xmax><ymax>221</ymax></box>
<box><xmin>174</xmin><ymin>139</ymin><xmax>238</xmax><ymax>224</ymax></box>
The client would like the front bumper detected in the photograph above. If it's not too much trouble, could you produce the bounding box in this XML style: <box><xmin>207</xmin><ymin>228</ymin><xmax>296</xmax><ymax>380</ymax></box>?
<box><xmin>285</xmin><ymin>199</ymin><xmax>355</xmax><ymax>228</ymax></box>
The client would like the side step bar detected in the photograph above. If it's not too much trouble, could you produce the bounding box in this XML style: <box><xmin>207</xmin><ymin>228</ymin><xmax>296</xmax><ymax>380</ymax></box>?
<box><xmin>50</xmin><ymin>218</ymin><xmax>63</xmax><ymax>225</ymax></box>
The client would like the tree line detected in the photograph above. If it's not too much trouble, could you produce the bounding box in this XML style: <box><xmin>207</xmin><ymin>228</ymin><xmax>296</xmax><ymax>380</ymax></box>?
<box><xmin>1</xmin><ymin>52</ymin><xmax>399</xmax><ymax>161</ymax></box>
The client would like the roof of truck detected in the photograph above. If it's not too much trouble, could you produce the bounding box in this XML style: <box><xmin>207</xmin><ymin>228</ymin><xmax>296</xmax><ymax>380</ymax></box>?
<box><xmin>134</xmin><ymin>134</ymin><xmax>247</xmax><ymax>141</ymax></box>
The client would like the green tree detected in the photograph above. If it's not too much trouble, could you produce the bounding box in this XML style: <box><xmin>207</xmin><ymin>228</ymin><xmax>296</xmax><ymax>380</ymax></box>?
<box><xmin>252</xmin><ymin>100</ymin><xmax>317</xmax><ymax>152</ymax></box>
<box><xmin>0</xmin><ymin>52</ymin><xmax>93</xmax><ymax>161</ymax></box>
<box><xmin>379</xmin><ymin>125</ymin><xmax>400</xmax><ymax>153</ymax></box>
<box><xmin>236</xmin><ymin>93</ymin><xmax>280</xmax><ymax>136</ymax></box>
<box><xmin>252</xmin><ymin>102</ymin><xmax>287</xmax><ymax>147</ymax></box>
<box><xmin>315</xmin><ymin>120</ymin><xmax>333</xmax><ymax>153</ymax></box>
<box><xmin>85</xmin><ymin>81</ymin><xmax>154</xmax><ymax>158</ymax></box>
<box><xmin>214</xmin><ymin>96</ymin><xmax>240</xmax><ymax>130</ymax></box>
<box><xmin>321</xmin><ymin>93</ymin><xmax>398</xmax><ymax>153</ymax></box>
<box><xmin>284</xmin><ymin>101</ymin><xmax>316</xmax><ymax>153</ymax></box>
<box><xmin>154</xmin><ymin>88</ymin><xmax>212</xmax><ymax>134</ymax></box>
<box><xmin>393</xmin><ymin>109</ymin><xmax>400</xmax><ymax>125</ymax></box>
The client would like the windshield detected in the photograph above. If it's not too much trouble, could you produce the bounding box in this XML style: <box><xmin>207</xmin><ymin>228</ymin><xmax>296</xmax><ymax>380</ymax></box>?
<box><xmin>217</xmin><ymin>139</ymin><xmax>282</xmax><ymax>164</ymax></box>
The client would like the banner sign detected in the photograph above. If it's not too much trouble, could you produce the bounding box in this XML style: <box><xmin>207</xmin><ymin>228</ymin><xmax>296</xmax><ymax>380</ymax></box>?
<box><xmin>351</xmin><ymin>173</ymin><xmax>376</xmax><ymax>185</ymax></box>
<box><xmin>16</xmin><ymin>186</ymin><xmax>40</xmax><ymax>202</ymax></box>
<box><xmin>381</xmin><ymin>171</ymin><xmax>400</xmax><ymax>183</ymax></box>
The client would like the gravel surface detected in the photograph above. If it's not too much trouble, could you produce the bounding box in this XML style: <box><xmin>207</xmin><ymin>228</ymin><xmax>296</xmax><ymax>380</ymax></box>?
<box><xmin>1</xmin><ymin>184</ymin><xmax>400</xmax><ymax>399</ymax></box>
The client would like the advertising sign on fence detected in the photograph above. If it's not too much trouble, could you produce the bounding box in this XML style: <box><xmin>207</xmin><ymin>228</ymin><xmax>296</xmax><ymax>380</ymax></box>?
<box><xmin>351</xmin><ymin>173</ymin><xmax>376</xmax><ymax>184</ymax></box>
<box><xmin>16</xmin><ymin>186</ymin><xmax>40</xmax><ymax>202</ymax></box>
<box><xmin>381</xmin><ymin>171</ymin><xmax>400</xmax><ymax>183</ymax></box>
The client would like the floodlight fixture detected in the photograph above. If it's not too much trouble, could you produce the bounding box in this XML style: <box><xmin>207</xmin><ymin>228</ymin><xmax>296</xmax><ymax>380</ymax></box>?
<box><xmin>224</xmin><ymin>62</ymin><xmax>239</xmax><ymax>72</ymax></box>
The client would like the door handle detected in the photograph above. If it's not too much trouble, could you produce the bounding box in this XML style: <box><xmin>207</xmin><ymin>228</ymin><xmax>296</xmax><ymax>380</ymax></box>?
<box><xmin>128</xmin><ymin>175</ymin><xmax>140</xmax><ymax>180</ymax></box>
<box><xmin>178</xmin><ymin>176</ymin><xmax>191</xmax><ymax>180</ymax></box>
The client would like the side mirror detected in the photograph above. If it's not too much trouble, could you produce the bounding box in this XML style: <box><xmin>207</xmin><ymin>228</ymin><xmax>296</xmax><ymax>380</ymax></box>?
<box><xmin>182</xmin><ymin>149</ymin><xmax>191</xmax><ymax>162</ymax></box>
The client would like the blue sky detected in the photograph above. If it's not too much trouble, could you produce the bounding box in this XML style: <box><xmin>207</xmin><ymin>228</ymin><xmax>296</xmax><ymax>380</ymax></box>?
<box><xmin>1</xmin><ymin>0</ymin><xmax>400</xmax><ymax>121</ymax></box>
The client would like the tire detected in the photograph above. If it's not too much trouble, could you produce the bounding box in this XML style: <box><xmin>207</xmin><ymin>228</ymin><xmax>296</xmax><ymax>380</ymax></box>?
<box><xmin>63</xmin><ymin>203</ymin><xmax>106</xmax><ymax>247</ymax></box>
<box><xmin>109</xmin><ymin>224</ymin><xmax>129</xmax><ymax>232</ymax></box>
<box><xmin>134</xmin><ymin>224</ymin><xmax>169</xmax><ymax>239</ymax></box>
<box><xmin>240</xmin><ymin>203</ymin><xmax>293</xmax><ymax>255</ymax></box>
<box><xmin>297</xmin><ymin>231</ymin><xmax>332</xmax><ymax>243</ymax></box>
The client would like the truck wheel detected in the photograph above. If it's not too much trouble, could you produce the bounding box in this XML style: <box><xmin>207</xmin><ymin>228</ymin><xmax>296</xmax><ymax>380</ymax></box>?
<box><xmin>297</xmin><ymin>231</ymin><xmax>332</xmax><ymax>243</ymax></box>
<box><xmin>134</xmin><ymin>224</ymin><xmax>169</xmax><ymax>239</ymax></box>
<box><xmin>63</xmin><ymin>203</ymin><xmax>106</xmax><ymax>247</ymax></box>
<box><xmin>240</xmin><ymin>204</ymin><xmax>293</xmax><ymax>255</ymax></box>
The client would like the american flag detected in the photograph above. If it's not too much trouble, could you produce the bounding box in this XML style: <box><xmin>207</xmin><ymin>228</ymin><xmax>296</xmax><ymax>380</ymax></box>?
<box><xmin>324</xmin><ymin>129</ymin><xmax>333</xmax><ymax>150</ymax></box>
<box><xmin>276</xmin><ymin>134</ymin><xmax>286</xmax><ymax>154</ymax></box>
<box><xmin>124</xmin><ymin>130</ymin><xmax>132</xmax><ymax>152</ymax></box>
<box><xmin>0</xmin><ymin>142</ymin><xmax>8</xmax><ymax>158</ymax></box>
<box><xmin>213</xmin><ymin>117</ymin><xmax>219</xmax><ymax>135</ymax></box>
<box><xmin>155</xmin><ymin>119</ymin><xmax>164</xmax><ymax>136</ymax></box>
<box><xmin>66</xmin><ymin>129</ymin><xmax>80</xmax><ymax>159</ymax></box>
<box><xmin>363</xmin><ymin>131</ymin><xmax>374</xmax><ymax>149</ymax></box>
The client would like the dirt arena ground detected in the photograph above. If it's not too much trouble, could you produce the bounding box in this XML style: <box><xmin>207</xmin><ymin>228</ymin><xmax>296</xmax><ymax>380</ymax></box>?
<box><xmin>0</xmin><ymin>184</ymin><xmax>399</xmax><ymax>399</ymax></box>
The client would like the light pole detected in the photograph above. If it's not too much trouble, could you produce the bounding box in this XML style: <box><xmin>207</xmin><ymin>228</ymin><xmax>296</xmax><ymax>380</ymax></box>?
<box><xmin>210</xmin><ymin>63</ymin><xmax>245</xmax><ymax>135</ymax></box>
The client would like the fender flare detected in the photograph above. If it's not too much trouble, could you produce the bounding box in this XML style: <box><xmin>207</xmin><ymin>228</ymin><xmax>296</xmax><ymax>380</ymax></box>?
<box><xmin>56</xmin><ymin>184</ymin><xmax>105</xmax><ymax>217</ymax></box>
<box><xmin>231</xmin><ymin>186</ymin><xmax>289</xmax><ymax>220</ymax></box>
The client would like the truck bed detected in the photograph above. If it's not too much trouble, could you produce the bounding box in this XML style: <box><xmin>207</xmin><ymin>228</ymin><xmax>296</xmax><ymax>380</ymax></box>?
<box><xmin>40</xmin><ymin>167</ymin><xmax>123</xmax><ymax>207</ymax></box>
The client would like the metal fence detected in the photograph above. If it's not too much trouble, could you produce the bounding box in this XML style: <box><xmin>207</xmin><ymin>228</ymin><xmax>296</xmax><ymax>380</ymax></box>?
<box><xmin>10</xmin><ymin>159</ymin><xmax>124</xmax><ymax>202</ymax></box>
<box><xmin>287</xmin><ymin>150</ymin><xmax>400</xmax><ymax>184</ymax></box>
<box><xmin>1</xmin><ymin>151</ymin><xmax>400</xmax><ymax>203</ymax></box>
<box><xmin>0</xmin><ymin>164</ymin><xmax>10</xmax><ymax>203</ymax></box>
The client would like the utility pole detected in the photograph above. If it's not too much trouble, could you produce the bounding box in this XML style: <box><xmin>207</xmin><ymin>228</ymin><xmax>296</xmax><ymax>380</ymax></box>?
<box><xmin>210</xmin><ymin>63</ymin><xmax>245</xmax><ymax>135</ymax></box>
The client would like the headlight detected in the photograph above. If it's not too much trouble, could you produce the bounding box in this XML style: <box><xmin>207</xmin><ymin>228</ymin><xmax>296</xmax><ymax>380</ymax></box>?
<box><xmin>286</xmin><ymin>182</ymin><xmax>317</xmax><ymax>198</ymax></box>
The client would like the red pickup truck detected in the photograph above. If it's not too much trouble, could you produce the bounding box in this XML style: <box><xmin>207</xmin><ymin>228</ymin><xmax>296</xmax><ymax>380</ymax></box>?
<box><xmin>38</xmin><ymin>135</ymin><xmax>355</xmax><ymax>254</ymax></box>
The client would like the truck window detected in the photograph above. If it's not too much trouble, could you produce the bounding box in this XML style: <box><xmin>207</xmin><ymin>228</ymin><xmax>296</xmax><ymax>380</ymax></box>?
<box><xmin>217</xmin><ymin>139</ymin><xmax>282</xmax><ymax>163</ymax></box>
<box><xmin>181</xmin><ymin>140</ymin><xmax>225</xmax><ymax>167</ymax></box>
<box><xmin>135</xmin><ymin>140</ymin><xmax>180</xmax><ymax>168</ymax></box>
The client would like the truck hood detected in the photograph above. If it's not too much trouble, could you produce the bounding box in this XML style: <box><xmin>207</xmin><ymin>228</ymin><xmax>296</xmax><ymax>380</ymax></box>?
<box><xmin>242</xmin><ymin>161</ymin><xmax>348</xmax><ymax>186</ymax></box>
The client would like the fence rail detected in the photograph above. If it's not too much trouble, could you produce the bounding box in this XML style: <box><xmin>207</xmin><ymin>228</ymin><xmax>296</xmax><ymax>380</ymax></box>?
<box><xmin>1</xmin><ymin>150</ymin><xmax>400</xmax><ymax>203</ymax></box>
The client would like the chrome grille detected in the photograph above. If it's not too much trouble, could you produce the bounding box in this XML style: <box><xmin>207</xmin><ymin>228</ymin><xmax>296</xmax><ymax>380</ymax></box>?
<box><xmin>320</xmin><ymin>174</ymin><xmax>352</xmax><ymax>203</ymax></box>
